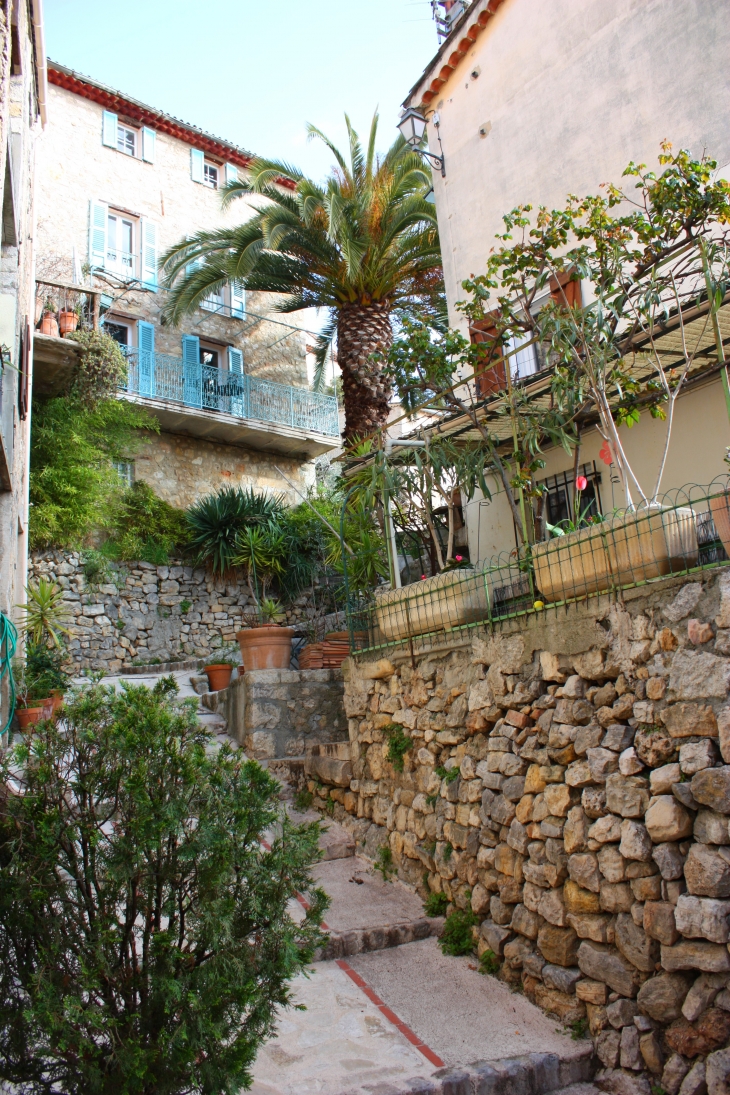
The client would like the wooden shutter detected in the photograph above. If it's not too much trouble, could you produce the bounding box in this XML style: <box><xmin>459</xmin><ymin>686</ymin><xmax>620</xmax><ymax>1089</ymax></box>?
<box><xmin>230</xmin><ymin>280</ymin><xmax>245</xmax><ymax>319</ymax></box>
<box><xmin>18</xmin><ymin>317</ymin><xmax>29</xmax><ymax>420</ymax></box>
<box><xmin>88</xmin><ymin>199</ymin><xmax>108</xmax><ymax>269</ymax></box>
<box><xmin>140</xmin><ymin>219</ymin><xmax>158</xmax><ymax>290</ymax></box>
<box><xmin>190</xmin><ymin>148</ymin><xmax>205</xmax><ymax>183</ymax></box>
<box><xmin>549</xmin><ymin>270</ymin><xmax>582</xmax><ymax>309</ymax></box>
<box><xmin>227</xmin><ymin>346</ymin><xmax>243</xmax><ymax>373</ymax></box>
<box><xmin>102</xmin><ymin>110</ymin><xmax>117</xmax><ymax>148</ymax></box>
<box><xmin>182</xmin><ymin>335</ymin><xmax>201</xmax><ymax>406</ymax></box>
<box><xmin>141</xmin><ymin>127</ymin><xmax>156</xmax><ymax>163</ymax></box>
<box><xmin>470</xmin><ymin>317</ymin><xmax>507</xmax><ymax>397</ymax></box>
<box><xmin>136</xmin><ymin>321</ymin><xmax>155</xmax><ymax>397</ymax></box>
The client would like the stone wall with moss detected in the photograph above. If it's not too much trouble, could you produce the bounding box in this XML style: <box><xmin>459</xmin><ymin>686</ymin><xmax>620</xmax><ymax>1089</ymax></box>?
<box><xmin>310</xmin><ymin>570</ymin><xmax>730</xmax><ymax>1095</ymax></box>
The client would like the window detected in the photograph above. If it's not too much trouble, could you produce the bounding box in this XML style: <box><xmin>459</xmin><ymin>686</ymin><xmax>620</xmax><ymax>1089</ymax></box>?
<box><xmin>507</xmin><ymin>330</ymin><xmax>539</xmax><ymax>380</ymax></box>
<box><xmin>200</xmin><ymin>344</ymin><xmax>220</xmax><ymax>369</ymax></box>
<box><xmin>117</xmin><ymin>124</ymin><xmax>136</xmax><ymax>157</ymax></box>
<box><xmin>107</xmin><ymin>212</ymin><xmax>135</xmax><ymax>277</ymax></box>
<box><xmin>203</xmin><ymin>162</ymin><xmax>218</xmax><ymax>189</ymax></box>
<box><xmin>104</xmin><ymin>320</ymin><xmax>130</xmax><ymax>346</ymax></box>
<box><xmin>102</xmin><ymin>111</ymin><xmax>155</xmax><ymax>162</ymax></box>
<box><xmin>536</xmin><ymin>462</ymin><xmax>603</xmax><ymax>539</ymax></box>
<box><xmin>112</xmin><ymin>461</ymin><xmax>134</xmax><ymax>488</ymax></box>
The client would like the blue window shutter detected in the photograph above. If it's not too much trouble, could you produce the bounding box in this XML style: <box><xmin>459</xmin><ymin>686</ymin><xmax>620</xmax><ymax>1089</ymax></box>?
<box><xmin>225</xmin><ymin>162</ymin><xmax>238</xmax><ymax>186</ymax></box>
<box><xmin>102</xmin><ymin>110</ymin><xmax>118</xmax><ymax>148</ymax></box>
<box><xmin>141</xmin><ymin>127</ymin><xmax>156</xmax><ymax>163</ymax></box>
<box><xmin>228</xmin><ymin>346</ymin><xmax>243</xmax><ymax>372</ymax></box>
<box><xmin>230</xmin><ymin>280</ymin><xmax>245</xmax><ymax>319</ymax></box>
<box><xmin>140</xmin><ymin>219</ymin><xmax>158</xmax><ymax>290</ymax></box>
<box><xmin>190</xmin><ymin>148</ymin><xmax>204</xmax><ymax>183</ymax></box>
<box><xmin>88</xmin><ymin>199</ymin><xmax>108</xmax><ymax>268</ymax></box>
<box><xmin>136</xmin><ymin>321</ymin><xmax>155</xmax><ymax>397</ymax></box>
<box><xmin>182</xmin><ymin>335</ymin><xmax>201</xmax><ymax>407</ymax></box>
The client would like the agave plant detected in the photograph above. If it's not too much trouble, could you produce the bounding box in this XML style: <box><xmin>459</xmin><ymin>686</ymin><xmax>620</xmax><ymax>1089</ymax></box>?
<box><xmin>186</xmin><ymin>487</ymin><xmax>285</xmax><ymax>574</ymax></box>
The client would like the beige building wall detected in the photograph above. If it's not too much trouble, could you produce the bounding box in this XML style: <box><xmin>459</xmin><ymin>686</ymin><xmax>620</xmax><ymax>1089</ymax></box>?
<box><xmin>411</xmin><ymin>0</ymin><xmax>730</xmax><ymax>332</ymax></box>
<box><xmin>405</xmin><ymin>0</ymin><xmax>730</xmax><ymax>562</ymax></box>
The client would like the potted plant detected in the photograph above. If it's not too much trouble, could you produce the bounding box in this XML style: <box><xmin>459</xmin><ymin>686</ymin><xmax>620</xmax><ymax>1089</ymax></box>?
<box><xmin>24</xmin><ymin>640</ymin><xmax>69</xmax><ymax>715</ymax></box>
<box><xmin>236</xmin><ymin>598</ymin><xmax>294</xmax><ymax>671</ymax></box>
<box><xmin>38</xmin><ymin>298</ymin><xmax>59</xmax><ymax>337</ymax></box>
<box><xmin>58</xmin><ymin>301</ymin><xmax>81</xmax><ymax>336</ymax></box>
<box><xmin>13</xmin><ymin>663</ymin><xmax>53</xmax><ymax>730</ymax></box>
<box><xmin>202</xmin><ymin>659</ymin><xmax>236</xmax><ymax>692</ymax></box>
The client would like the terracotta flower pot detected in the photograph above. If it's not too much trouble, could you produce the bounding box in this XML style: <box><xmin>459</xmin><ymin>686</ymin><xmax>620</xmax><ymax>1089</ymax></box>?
<box><xmin>203</xmin><ymin>664</ymin><xmax>233</xmax><ymax>691</ymax></box>
<box><xmin>58</xmin><ymin>309</ymin><xmax>79</xmax><ymax>335</ymax></box>
<box><xmin>49</xmin><ymin>689</ymin><xmax>65</xmax><ymax>714</ymax></box>
<box><xmin>236</xmin><ymin>626</ymin><xmax>294</xmax><ymax>671</ymax></box>
<box><xmin>39</xmin><ymin>311</ymin><xmax>59</xmax><ymax>337</ymax></box>
<box><xmin>710</xmin><ymin>490</ymin><xmax>730</xmax><ymax>558</ymax></box>
<box><xmin>16</xmin><ymin>705</ymin><xmax>45</xmax><ymax>730</ymax></box>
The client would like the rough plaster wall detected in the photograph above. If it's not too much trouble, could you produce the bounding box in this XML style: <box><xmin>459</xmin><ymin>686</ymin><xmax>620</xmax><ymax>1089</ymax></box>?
<box><xmin>316</xmin><ymin>569</ymin><xmax>730</xmax><ymax>1088</ymax></box>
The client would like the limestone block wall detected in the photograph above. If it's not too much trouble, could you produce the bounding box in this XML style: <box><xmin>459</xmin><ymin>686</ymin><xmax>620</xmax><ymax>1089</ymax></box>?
<box><xmin>313</xmin><ymin>570</ymin><xmax>730</xmax><ymax>1094</ymax></box>
<box><xmin>29</xmin><ymin>551</ymin><xmax>333</xmax><ymax>672</ymax></box>
<box><xmin>218</xmin><ymin>668</ymin><xmax>345</xmax><ymax>758</ymax></box>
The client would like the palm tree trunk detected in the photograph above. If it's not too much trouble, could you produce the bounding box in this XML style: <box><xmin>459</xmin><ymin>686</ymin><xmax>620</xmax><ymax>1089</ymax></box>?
<box><xmin>337</xmin><ymin>301</ymin><xmax>393</xmax><ymax>442</ymax></box>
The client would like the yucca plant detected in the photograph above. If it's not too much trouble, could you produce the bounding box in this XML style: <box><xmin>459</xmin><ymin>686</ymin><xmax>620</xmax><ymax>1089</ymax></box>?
<box><xmin>17</xmin><ymin>579</ymin><xmax>70</xmax><ymax>649</ymax></box>
<box><xmin>160</xmin><ymin>113</ymin><xmax>444</xmax><ymax>441</ymax></box>
<box><xmin>185</xmin><ymin>487</ymin><xmax>285</xmax><ymax>574</ymax></box>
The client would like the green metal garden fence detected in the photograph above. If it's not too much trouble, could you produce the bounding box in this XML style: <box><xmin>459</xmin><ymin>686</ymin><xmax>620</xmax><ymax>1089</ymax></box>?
<box><xmin>345</xmin><ymin>477</ymin><xmax>730</xmax><ymax>657</ymax></box>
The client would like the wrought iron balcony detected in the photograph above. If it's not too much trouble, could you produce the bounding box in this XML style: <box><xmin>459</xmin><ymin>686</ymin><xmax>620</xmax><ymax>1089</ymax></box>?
<box><xmin>123</xmin><ymin>348</ymin><xmax>339</xmax><ymax>439</ymax></box>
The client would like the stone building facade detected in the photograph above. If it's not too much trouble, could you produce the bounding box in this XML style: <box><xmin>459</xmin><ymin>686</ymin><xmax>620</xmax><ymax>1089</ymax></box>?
<box><xmin>31</xmin><ymin>62</ymin><xmax>337</xmax><ymax>512</ymax></box>
<box><xmin>0</xmin><ymin>0</ymin><xmax>45</xmax><ymax>712</ymax></box>
<box><xmin>311</xmin><ymin>569</ymin><xmax>730</xmax><ymax>1092</ymax></box>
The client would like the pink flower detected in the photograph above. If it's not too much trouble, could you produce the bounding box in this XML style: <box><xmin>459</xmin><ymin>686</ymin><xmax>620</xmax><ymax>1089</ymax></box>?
<box><xmin>421</xmin><ymin>574</ymin><xmax>426</xmax><ymax>580</ymax></box>
<box><xmin>455</xmin><ymin>555</ymin><xmax>463</xmax><ymax>562</ymax></box>
<box><xmin>575</xmin><ymin>475</ymin><xmax>588</xmax><ymax>492</ymax></box>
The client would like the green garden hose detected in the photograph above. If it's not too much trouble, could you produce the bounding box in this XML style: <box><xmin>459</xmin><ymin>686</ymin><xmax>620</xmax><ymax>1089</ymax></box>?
<box><xmin>0</xmin><ymin>611</ymin><xmax>17</xmax><ymax>736</ymax></box>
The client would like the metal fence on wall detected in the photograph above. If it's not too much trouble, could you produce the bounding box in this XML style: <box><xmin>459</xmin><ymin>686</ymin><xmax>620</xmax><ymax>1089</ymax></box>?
<box><xmin>123</xmin><ymin>349</ymin><xmax>340</xmax><ymax>437</ymax></box>
<box><xmin>347</xmin><ymin>478</ymin><xmax>730</xmax><ymax>656</ymax></box>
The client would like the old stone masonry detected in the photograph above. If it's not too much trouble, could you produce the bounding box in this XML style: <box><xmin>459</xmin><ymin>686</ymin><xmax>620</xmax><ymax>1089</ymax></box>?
<box><xmin>29</xmin><ymin>551</ymin><xmax>319</xmax><ymax>672</ymax></box>
<box><xmin>309</xmin><ymin>570</ymin><xmax>730</xmax><ymax>1095</ymax></box>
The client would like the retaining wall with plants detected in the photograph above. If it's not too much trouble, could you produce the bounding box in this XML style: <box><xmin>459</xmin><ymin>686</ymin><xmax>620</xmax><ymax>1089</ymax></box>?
<box><xmin>29</xmin><ymin>551</ymin><xmax>328</xmax><ymax>672</ymax></box>
<box><xmin>311</xmin><ymin>569</ymin><xmax>730</xmax><ymax>1095</ymax></box>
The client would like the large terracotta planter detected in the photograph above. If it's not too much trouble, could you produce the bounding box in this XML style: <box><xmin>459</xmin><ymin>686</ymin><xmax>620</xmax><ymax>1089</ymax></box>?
<box><xmin>203</xmin><ymin>664</ymin><xmax>233</xmax><ymax>691</ymax></box>
<box><xmin>16</xmin><ymin>705</ymin><xmax>46</xmax><ymax>730</ymax></box>
<box><xmin>58</xmin><ymin>310</ymin><xmax>79</xmax><ymax>335</ymax></box>
<box><xmin>709</xmin><ymin>490</ymin><xmax>730</xmax><ymax>558</ymax></box>
<box><xmin>236</xmin><ymin>626</ymin><xmax>294</xmax><ymax>671</ymax></box>
<box><xmin>374</xmin><ymin>569</ymin><xmax>489</xmax><ymax>643</ymax></box>
<box><xmin>39</xmin><ymin>311</ymin><xmax>59</xmax><ymax>337</ymax></box>
<box><xmin>49</xmin><ymin>689</ymin><xmax>65</xmax><ymax>714</ymax></box>
<box><xmin>532</xmin><ymin>505</ymin><xmax>698</xmax><ymax>602</ymax></box>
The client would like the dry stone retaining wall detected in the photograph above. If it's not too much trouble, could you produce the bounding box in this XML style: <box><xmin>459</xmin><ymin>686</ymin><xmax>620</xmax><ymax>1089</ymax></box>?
<box><xmin>311</xmin><ymin>570</ymin><xmax>730</xmax><ymax>1095</ymax></box>
<box><xmin>29</xmin><ymin>551</ymin><xmax>330</xmax><ymax>672</ymax></box>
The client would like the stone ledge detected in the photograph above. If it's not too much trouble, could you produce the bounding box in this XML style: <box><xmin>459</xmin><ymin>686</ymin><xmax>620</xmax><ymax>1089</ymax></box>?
<box><xmin>380</xmin><ymin>1047</ymin><xmax>594</xmax><ymax>1095</ymax></box>
<box><xmin>316</xmin><ymin>915</ymin><xmax>443</xmax><ymax>961</ymax></box>
<box><xmin>120</xmin><ymin>657</ymin><xmax>204</xmax><ymax>675</ymax></box>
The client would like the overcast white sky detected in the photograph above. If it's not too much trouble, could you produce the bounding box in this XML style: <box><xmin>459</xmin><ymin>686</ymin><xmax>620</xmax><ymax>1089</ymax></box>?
<box><xmin>44</xmin><ymin>0</ymin><xmax>440</xmax><ymax>180</ymax></box>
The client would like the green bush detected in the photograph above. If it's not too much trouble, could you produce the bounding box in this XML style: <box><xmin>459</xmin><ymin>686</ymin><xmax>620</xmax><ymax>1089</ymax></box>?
<box><xmin>479</xmin><ymin>949</ymin><xmax>500</xmax><ymax>975</ymax></box>
<box><xmin>423</xmin><ymin>891</ymin><xmax>449</xmax><ymax>917</ymax></box>
<box><xmin>186</xmin><ymin>487</ymin><xmax>285</xmax><ymax>575</ymax></box>
<box><xmin>374</xmin><ymin>844</ymin><xmax>396</xmax><ymax>882</ymax></box>
<box><xmin>29</xmin><ymin>396</ymin><xmax>156</xmax><ymax>549</ymax></box>
<box><xmin>66</xmin><ymin>328</ymin><xmax>129</xmax><ymax>408</ymax></box>
<box><xmin>439</xmin><ymin>907</ymin><xmax>477</xmax><ymax>956</ymax></box>
<box><xmin>0</xmin><ymin>677</ymin><xmax>328</xmax><ymax>1094</ymax></box>
<box><xmin>105</xmin><ymin>481</ymin><xmax>189</xmax><ymax>565</ymax></box>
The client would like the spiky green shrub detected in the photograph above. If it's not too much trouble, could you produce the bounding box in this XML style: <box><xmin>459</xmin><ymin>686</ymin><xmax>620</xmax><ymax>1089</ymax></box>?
<box><xmin>186</xmin><ymin>486</ymin><xmax>285</xmax><ymax>574</ymax></box>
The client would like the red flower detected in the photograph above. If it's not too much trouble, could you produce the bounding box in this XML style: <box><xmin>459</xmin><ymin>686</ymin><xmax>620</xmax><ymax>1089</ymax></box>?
<box><xmin>599</xmin><ymin>442</ymin><xmax>613</xmax><ymax>466</ymax></box>
<box><xmin>455</xmin><ymin>555</ymin><xmax>463</xmax><ymax>562</ymax></box>
<box><xmin>421</xmin><ymin>574</ymin><xmax>426</xmax><ymax>580</ymax></box>
<box><xmin>575</xmin><ymin>475</ymin><xmax>588</xmax><ymax>492</ymax></box>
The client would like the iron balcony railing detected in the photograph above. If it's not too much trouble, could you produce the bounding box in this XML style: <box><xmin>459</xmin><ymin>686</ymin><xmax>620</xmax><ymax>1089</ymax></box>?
<box><xmin>123</xmin><ymin>348</ymin><xmax>339</xmax><ymax>438</ymax></box>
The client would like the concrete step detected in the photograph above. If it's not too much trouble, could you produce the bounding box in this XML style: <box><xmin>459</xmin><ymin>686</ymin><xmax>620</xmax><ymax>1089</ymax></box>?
<box><xmin>250</xmin><ymin>938</ymin><xmax>594</xmax><ymax>1095</ymax></box>
<box><xmin>288</xmin><ymin>805</ymin><xmax>356</xmax><ymax>860</ymax></box>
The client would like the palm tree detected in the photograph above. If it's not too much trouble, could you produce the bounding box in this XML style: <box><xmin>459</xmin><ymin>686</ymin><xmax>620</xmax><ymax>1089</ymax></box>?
<box><xmin>160</xmin><ymin>114</ymin><xmax>444</xmax><ymax>441</ymax></box>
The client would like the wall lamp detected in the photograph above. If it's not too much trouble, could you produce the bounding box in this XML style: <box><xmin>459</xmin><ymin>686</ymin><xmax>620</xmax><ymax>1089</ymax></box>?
<box><xmin>397</xmin><ymin>107</ymin><xmax>445</xmax><ymax>177</ymax></box>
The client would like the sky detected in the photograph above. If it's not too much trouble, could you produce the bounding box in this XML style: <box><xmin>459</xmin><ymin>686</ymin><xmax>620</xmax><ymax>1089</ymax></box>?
<box><xmin>43</xmin><ymin>0</ymin><xmax>441</xmax><ymax>180</ymax></box>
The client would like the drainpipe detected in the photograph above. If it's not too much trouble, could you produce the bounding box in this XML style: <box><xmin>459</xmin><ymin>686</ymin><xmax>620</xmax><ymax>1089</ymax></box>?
<box><xmin>31</xmin><ymin>0</ymin><xmax>47</xmax><ymax>127</ymax></box>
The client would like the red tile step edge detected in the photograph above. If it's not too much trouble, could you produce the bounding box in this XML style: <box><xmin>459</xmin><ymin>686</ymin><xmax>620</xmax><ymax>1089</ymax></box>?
<box><xmin>335</xmin><ymin>957</ymin><xmax>445</xmax><ymax>1069</ymax></box>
